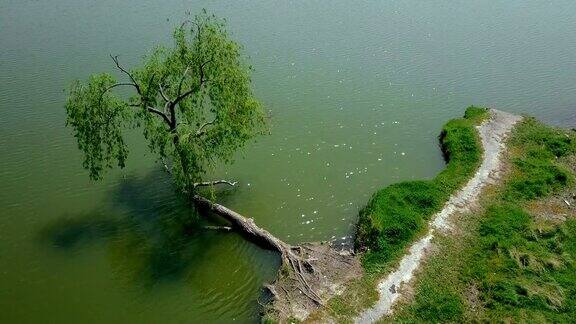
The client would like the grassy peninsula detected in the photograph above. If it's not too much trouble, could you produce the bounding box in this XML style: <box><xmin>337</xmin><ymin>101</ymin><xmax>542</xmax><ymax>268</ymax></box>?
<box><xmin>391</xmin><ymin>117</ymin><xmax>576</xmax><ymax>322</ymax></box>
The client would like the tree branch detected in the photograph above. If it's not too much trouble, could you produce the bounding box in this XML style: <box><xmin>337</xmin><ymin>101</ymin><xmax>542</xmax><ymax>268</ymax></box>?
<box><xmin>193</xmin><ymin>180</ymin><xmax>238</xmax><ymax>188</ymax></box>
<box><xmin>146</xmin><ymin>106</ymin><xmax>172</xmax><ymax>125</ymax></box>
<box><xmin>98</xmin><ymin>82</ymin><xmax>138</xmax><ymax>102</ymax></box>
<box><xmin>195</xmin><ymin>118</ymin><xmax>216</xmax><ymax>136</ymax></box>
<box><xmin>171</xmin><ymin>59</ymin><xmax>212</xmax><ymax>108</ymax></box>
<box><xmin>159</xmin><ymin>83</ymin><xmax>172</xmax><ymax>104</ymax></box>
<box><xmin>110</xmin><ymin>54</ymin><xmax>142</xmax><ymax>96</ymax></box>
<box><xmin>177</xmin><ymin>66</ymin><xmax>190</xmax><ymax>97</ymax></box>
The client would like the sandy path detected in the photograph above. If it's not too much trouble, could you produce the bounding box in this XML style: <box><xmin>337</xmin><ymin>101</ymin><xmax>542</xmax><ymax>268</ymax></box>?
<box><xmin>355</xmin><ymin>109</ymin><xmax>522</xmax><ymax>323</ymax></box>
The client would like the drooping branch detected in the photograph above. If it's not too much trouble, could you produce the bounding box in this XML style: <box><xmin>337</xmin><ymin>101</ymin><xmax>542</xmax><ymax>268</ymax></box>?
<box><xmin>193</xmin><ymin>180</ymin><xmax>237</xmax><ymax>188</ymax></box>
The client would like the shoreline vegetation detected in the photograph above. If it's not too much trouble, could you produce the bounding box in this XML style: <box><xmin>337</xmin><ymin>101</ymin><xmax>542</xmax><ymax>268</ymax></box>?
<box><xmin>391</xmin><ymin>116</ymin><xmax>576</xmax><ymax>322</ymax></box>
<box><xmin>283</xmin><ymin>107</ymin><xmax>576</xmax><ymax>323</ymax></box>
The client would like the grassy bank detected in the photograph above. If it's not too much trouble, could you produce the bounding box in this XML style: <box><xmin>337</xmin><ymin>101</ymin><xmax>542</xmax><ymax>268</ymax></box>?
<box><xmin>356</xmin><ymin>106</ymin><xmax>487</xmax><ymax>272</ymax></box>
<box><xmin>391</xmin><ymin>117</ymin><xmax>576</xmax><ymax>322</ymax></box>
<box><xmin>306</xmin><ymin>106</ymin><xmax>489</xmax><ymax>322</ymax></box>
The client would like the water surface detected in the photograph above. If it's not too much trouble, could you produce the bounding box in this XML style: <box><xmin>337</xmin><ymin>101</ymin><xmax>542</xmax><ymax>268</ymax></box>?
<box><xmin>1</xmin><ymin>0</ymin><xmax>576</xmax><ymax>323</ymax></box>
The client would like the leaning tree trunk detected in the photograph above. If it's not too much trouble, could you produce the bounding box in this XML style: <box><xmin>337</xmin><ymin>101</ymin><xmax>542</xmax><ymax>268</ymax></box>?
<box><xmin>193</xmin><ymin>195</ymin><xmax>324</xmax><ymax>304</ymax></box>
<box><xmin>193</xmin><ymin>194</ymin><xmax>361</xmax><ymax>322</ymax></box>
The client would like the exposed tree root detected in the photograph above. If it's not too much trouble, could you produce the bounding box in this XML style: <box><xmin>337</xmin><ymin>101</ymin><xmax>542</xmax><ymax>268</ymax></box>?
<box><xmin>193</xmin><ymin>194</ymin><xmax>361</xmax><ymax>322</ymax></box>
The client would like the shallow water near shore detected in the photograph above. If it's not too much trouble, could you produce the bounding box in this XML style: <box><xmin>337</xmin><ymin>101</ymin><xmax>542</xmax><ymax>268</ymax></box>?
<box><xmin>1</xmin><ymin>0</ymin><xmax>576</xmax><ymax>322</ymax></box>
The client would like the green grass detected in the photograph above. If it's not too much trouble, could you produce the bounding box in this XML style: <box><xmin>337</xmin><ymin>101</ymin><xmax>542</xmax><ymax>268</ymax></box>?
<box><xmin>356</xmin><ymin>106</ymin><xmax>488</xmax><ymax>273</ymax></box>
<box><xmin>504</xmin><ymin>117</ymin><xmax>575</xmax><ymax>201</ymax></box>
<box><xmin>392</xmin><ymin>117</ymin><xmax>576</xmax><ymax>323</ymax></box>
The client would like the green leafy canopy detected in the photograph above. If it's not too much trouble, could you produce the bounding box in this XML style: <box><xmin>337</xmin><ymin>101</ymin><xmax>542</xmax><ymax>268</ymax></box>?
<box><xmin>65</xmin><ymin>11</ymin><xmax>266</xmax><ymax>192</ymax></box>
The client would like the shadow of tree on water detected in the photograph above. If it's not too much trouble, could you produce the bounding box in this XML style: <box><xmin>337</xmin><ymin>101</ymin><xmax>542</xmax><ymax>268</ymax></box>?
<box><xmin>39</xmin><ymin>168</ymin><xmax>238</xmax><ymax>288</ymax></box>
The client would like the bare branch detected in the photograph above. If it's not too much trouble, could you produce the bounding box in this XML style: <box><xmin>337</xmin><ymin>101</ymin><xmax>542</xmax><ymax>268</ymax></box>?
<box><xmin>110</xmin><ymin>54</ymin><xmax>142</xmax><ymax>96</ymax></box>
<box><xmin>193</xmin><ymin>180</ymin><xmax>238</xmax><ymax>188</ymax></box>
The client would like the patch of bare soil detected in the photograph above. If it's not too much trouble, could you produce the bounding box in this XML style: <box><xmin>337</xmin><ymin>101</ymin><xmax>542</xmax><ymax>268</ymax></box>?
<box><xmin>266</xmin><ymin>242</ymin><xmax>361</xmax><ymax>322</ymax></box>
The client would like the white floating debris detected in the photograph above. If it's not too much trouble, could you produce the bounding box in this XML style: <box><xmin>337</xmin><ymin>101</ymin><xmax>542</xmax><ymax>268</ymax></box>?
<box><xmin>301</xmin><ymin>214</ymin><xmax>306</xmax><ymax>217</ymax></box>
<box><xmin>334</xmin><ymin>144</ymin><xmax>339</xmax><ymax>148</ymax></box>
<box><xmin>401</xmin><ymin>152</ymin><xmax>406</xmax><ymax>156</ymax></box>
<box><xmin>313</xmin><ymin>210</ymin><xmax>318</xmax><ymax>214</ymax></box>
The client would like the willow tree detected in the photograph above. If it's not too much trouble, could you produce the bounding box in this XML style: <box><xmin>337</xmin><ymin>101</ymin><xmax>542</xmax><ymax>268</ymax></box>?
<box><xmin>65</xmin><ymin>12</ymin><xmax>349</xmax><ymax>312</ymax></box>
<box><xmin>66</xmin><ymin>13</ymin><xmax>265</xmax><ymax>194</ymax></box>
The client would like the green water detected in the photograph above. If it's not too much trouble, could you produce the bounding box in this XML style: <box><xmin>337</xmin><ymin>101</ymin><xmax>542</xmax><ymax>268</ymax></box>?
<box><xmin>1</xmin><ymin>0</ymin><xmax>575</xmax><ymax>322</ymax></box>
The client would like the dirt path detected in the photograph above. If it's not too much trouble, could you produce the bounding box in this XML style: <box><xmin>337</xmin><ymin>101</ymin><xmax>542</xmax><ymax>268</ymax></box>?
<box><xmin>355</xmin><ymin>109</ymin><xmax>522</xmax><ymax>323</ymax></box>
